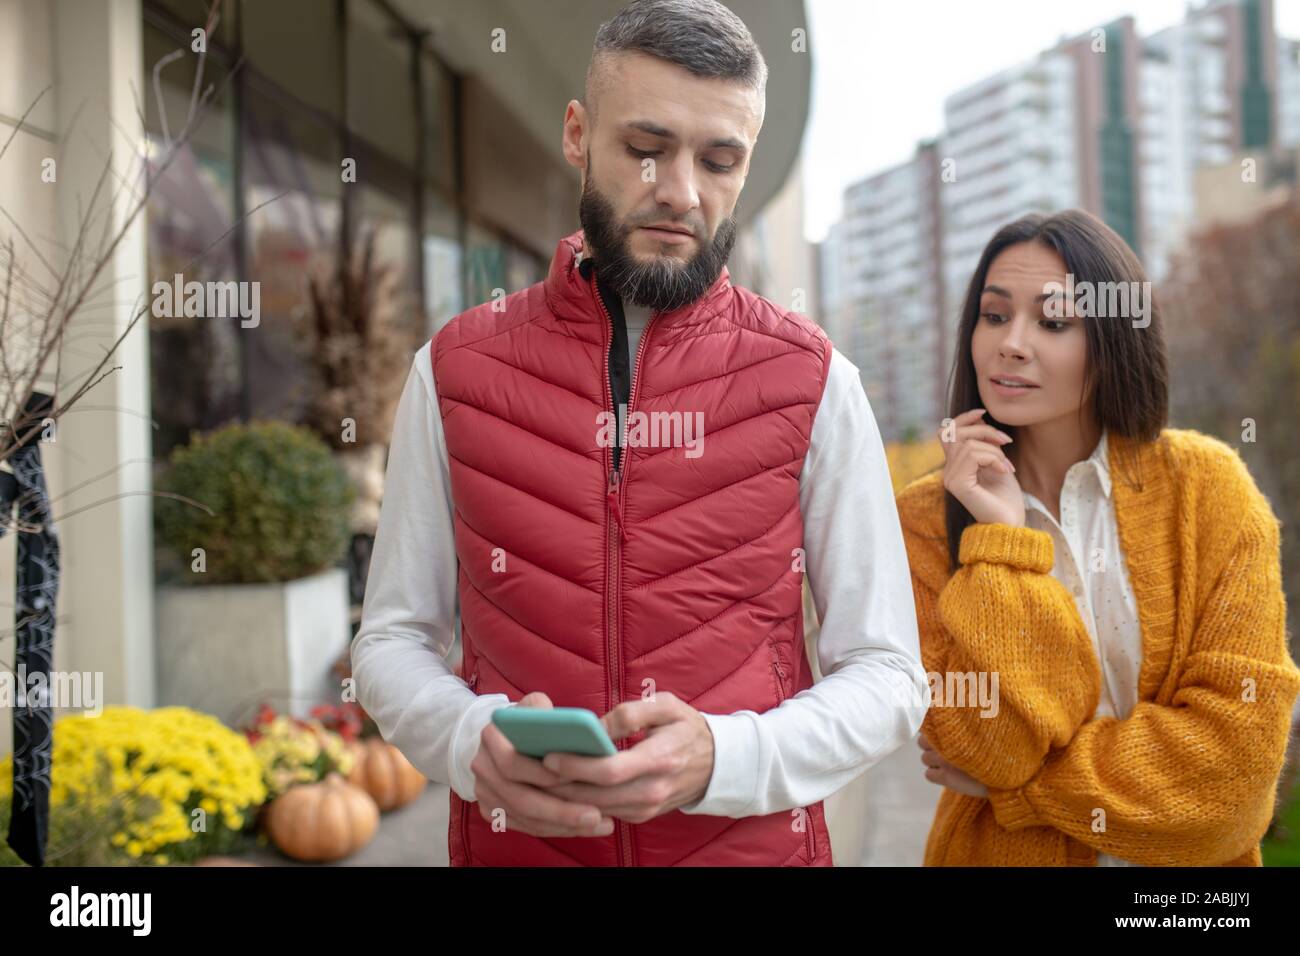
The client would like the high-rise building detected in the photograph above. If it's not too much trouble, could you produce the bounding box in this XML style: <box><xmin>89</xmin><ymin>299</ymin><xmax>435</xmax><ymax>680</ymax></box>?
<box><xmin>819</xmin><ymin>143</ymin><xmax>945</xmax><ymax>441</ymax></box>
<box><xmin>939</xmin><ymin>18</ymin><xmax>1143</xmax><ymax>386</ymax></box>
<box><xmin>820</xmin><ymin>0</ymin><xmax>1290</xmax><ymax>440</ymax></box>
<box><xmin>1140</xmin><ymin>0</ymin><xmax>1280</xmax><ymax>279</ymax></box>
<box><xmin>1276</xmin><ymin>35</ymin><xmax>1300</xmax><ymax>148</ymax></box>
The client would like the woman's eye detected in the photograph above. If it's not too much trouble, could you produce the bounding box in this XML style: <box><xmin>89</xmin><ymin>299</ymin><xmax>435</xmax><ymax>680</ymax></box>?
<box><xmin>981</xmin><ymin>312</ymin><xmax>1005</xmax><ymax>324</ymax></box>
<box><xmin>1040</xmin><ymin>319</ymin><xmax>1069</xmax><ymax>332</ymax></box>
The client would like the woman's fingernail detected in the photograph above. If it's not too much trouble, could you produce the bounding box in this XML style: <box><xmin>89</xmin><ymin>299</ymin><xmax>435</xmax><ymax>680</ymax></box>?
<box><xmin>580</xmin><ymin>810</ymin><xmax>599</xmax><ymax>826</ymax></box>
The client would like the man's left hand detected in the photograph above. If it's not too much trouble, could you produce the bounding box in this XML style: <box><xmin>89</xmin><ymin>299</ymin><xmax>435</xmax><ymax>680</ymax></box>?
<box><xmin>541</xmin><ymin>692</ymin><xmax>715</xmax><ymax>823</ymax></box>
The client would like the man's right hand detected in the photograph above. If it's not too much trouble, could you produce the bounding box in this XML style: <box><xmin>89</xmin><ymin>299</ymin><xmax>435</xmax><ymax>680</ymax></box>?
<box><xmin>469</xmin><ymin>691</ymin><xmax>616</xmax><ymax>838</ymax></box>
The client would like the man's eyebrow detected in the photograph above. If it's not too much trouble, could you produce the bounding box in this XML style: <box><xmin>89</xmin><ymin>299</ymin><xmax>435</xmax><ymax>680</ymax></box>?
<box><xmin>622</xmin><ymin>119</ymin><xmax>748</xmax><ymax>152</ymax></box>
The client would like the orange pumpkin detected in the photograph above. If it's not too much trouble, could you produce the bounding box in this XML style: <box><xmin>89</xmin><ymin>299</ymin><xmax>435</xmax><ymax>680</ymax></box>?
<box><xmin>264</xmin><ymin>773</ymin><xmax>379</xmax><ymax>862</ymax></box>
<box><xmin>347</xmin><ymin>738</ymin><xmax>428</xmax><ymax>811</ymax></box>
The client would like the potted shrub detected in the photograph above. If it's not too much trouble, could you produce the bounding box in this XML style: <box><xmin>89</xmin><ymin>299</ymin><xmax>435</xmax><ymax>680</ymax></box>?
<box><xmin>154</xmin><ymin>421</ymin><xmax>355</xmax><ymax>724</ymax></box>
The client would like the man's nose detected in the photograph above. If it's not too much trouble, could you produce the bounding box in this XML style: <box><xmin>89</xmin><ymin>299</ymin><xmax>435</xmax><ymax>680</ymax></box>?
<box><xmin>652</xmin><ymin>152</ymin><xmax>700</xmax><ymax>217</ymax></box>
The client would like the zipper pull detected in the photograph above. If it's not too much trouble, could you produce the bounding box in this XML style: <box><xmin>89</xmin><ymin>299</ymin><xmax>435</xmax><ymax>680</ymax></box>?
<box><xmin>606</xmin><ymin>468</ymin><xmax>629</xmax><ymax>540</ymax></box>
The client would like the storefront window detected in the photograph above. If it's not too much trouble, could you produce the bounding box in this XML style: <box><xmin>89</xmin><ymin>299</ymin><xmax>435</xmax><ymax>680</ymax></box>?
<box><xmin>144</xmin><ymin>0</ymin><xmax>468</xmax><ymax>432</ymax></box>
<box><xmin>347</xmin><ymin>0</ymin><xmax>416</xmax><ymax>168</ymax></box>
<box><xmin>423</xmin><ymin>192</ymin><xmax>462</xmax><ymax>335</ymax></box>
<box><xmin>242</xmin><ymin>0</ymin><xmax>341</xmax><ymax>121</ymax></box>
<box><xmin>465</xmin><ymin>222</ymin><xmax>545</xmax><ymax>311</ymax></box>
<box><xmin>143</xmin><ymin>18</ymin><xmax>241</xmax><ymax>458</ymax></box>
<box><xmin>243</xmin><ymin>78</ymin><xmax>344</xmax><ymax>424</ymax></box>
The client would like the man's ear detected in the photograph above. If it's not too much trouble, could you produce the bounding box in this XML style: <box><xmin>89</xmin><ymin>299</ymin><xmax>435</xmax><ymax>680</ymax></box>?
<box><xmin>561</xmin><ymin>100</ymin><xmax>588</xmax><ymax>171</ymax></box>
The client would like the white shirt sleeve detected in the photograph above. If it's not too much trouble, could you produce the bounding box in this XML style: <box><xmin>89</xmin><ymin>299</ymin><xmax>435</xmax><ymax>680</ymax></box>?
<box><xmin>349</xmin><ymin>342</ymin><xmax>510</xmax><ymax>803</ymax></box>
<box><xmin>677</xmin><ymin>346</ymin><xmax>930</xmax><ymax>818</ymax></box>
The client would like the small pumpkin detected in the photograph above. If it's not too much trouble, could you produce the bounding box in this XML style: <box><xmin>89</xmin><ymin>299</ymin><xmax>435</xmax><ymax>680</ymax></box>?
<box><xmin>264</xmin><ymin>773</ymin><xmax>379</xmax><ymax>862</ymax></box>
<box><xmin>347</xmin><ymin>737</ymin><xmax>428</xmax><ymax>811</ymax></box>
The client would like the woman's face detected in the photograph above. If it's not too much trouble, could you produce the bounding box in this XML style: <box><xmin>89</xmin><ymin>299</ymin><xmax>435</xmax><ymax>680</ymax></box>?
<box><xmin>970</xmin><ymin>241</ymin><xmax>1090</xmax><ymax>428</ymax></box>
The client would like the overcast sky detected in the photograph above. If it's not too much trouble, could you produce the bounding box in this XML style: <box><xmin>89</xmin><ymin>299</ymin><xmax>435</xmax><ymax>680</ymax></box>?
<box><xmin>801</xmin><ymin>0</ymin><xmax>1300</xmax><ymax>242</ymax></box>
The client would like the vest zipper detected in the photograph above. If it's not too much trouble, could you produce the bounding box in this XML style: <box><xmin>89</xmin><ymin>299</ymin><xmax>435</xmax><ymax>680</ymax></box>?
<box><xmin>593</xmin><ymin>271</ymin><xmax>655</xmax><ymax>868</ymax></box>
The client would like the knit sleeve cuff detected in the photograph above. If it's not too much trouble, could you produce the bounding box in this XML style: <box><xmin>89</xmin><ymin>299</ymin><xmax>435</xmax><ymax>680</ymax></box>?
<box><xmin>959</xmin><ymin>522</ymin><xmax>1054</xmax><ymax>573</ymax></box>
<box><xmin>988</xmin><ymin>785</ymin><xmax>1042</xmax><ymax>830</ymax></box>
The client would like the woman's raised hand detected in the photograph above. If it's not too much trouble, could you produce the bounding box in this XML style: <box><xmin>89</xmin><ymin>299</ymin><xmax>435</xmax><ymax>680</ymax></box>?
<box><xmin>939</xmin><ymin>409</ymin><xmax>1025</xmax><ymax>527</ymax></box>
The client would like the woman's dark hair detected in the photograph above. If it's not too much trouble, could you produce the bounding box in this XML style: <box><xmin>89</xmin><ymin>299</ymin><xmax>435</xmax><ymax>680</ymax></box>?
<box><xmin>942</xmin><ymin>208</ymin><xmax>1168</xmax><ymax>570</ymax></box>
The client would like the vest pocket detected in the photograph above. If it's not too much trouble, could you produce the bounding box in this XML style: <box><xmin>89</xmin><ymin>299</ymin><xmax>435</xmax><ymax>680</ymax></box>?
<box><xmin>770</xmin><ymin>645</ymin><xmax>814</xmax><ymax>862</ymax></box>
<box><xmin>770</xmin><ymin>647</ymin><xmax>787</xmax><ymax>705</ymax></box>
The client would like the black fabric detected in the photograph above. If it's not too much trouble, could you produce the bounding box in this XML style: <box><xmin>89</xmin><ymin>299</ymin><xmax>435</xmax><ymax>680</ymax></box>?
<box><xmin>1</xmin><ymin>390</ymin><xmax>59</xmax><ymax>867</ymax></box>
<box><xmin>582</xmin><ymin>257</ymin><xmax>630</xmax><ymax>473</ymax></box>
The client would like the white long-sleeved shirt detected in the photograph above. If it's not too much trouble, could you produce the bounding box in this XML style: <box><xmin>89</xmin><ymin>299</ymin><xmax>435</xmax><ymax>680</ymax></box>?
<box><xmin>350</xmin><ymin>313</ymin><xmax>928</xmax><ymax>820</ymax></box>
<box><xmin>1021</xmin><ymin>428</ymin><xmax>1141</xmax><ymax>867</ymax></box>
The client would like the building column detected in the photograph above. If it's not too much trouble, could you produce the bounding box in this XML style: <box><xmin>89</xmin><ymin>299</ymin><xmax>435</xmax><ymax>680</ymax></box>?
<box><xmin>42</xmin><ymin>0</ymin><xmax>155</xmax><ymax>724</ymax></box>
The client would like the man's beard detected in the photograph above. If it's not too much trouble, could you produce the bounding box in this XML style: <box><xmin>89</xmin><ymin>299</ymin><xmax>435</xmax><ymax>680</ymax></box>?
<box><xmin>578</xmin><ymin>161</ymin><xmax>737</xmax><ymax>313</ymax></box>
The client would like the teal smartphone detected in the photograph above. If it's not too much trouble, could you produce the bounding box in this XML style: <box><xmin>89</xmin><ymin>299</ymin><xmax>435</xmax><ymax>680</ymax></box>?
<box><xmin>491</xmin><ymin>706</ymin><xmax>618</xmax><ymax>759</ymax></box>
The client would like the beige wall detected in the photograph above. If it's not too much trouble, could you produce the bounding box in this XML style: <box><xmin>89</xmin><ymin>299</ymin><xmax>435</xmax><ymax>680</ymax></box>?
<box><xmin>0</xmin><ymin>0</ymin><xmax>58</xmax><ymax>758</ymax></box>
<box><xmin>1</xmin><ymin>0</ymin><xmax>154</xmax><ymax>757</ymax></box>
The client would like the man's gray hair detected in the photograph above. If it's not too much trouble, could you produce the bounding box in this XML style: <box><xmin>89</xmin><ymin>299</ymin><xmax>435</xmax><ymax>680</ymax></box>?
<box><xmin>586</xmin><ymin>0</ymin><xmax>768</xmax><ymax>112</ymax></box>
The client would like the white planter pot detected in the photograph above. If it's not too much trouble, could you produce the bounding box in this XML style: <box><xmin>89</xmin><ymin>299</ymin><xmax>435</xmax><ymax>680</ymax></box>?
<box><xmin>156</xmin><ymin>567</ymin><xmax>349</xmax><ymax>727</ymax></box>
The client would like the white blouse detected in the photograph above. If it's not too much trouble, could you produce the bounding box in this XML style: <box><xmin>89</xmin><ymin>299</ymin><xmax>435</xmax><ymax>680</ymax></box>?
<box><xmin>1020</xmin><ymin>428</ymin><xmax>1142</xmax><ymax>867</ymax></box>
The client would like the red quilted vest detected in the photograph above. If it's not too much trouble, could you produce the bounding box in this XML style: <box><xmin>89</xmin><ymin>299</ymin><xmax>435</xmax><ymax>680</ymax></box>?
<box><xmin>432</xmin><ymin>229</ymin><xmax>834</xmax><ymax>866</ymax></box>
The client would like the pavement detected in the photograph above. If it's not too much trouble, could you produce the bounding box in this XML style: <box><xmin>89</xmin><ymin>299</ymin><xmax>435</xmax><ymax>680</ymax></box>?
<box><xmin>239</xmin><ymin>783</ymin><xmax>450</xmax><ymax>867</ymax></box>
<box><xmin>824</xmin><ymin>740</ymin><xmax>941</xmax><ymax>866</ymax></box>
<box><xmin>238</xmin><ymin>740</ymin><xmax>939</xmax><ymax>867</ymax></box>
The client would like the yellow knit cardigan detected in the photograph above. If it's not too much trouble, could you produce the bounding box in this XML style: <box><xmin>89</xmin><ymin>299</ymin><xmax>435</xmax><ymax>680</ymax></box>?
<box><xmin>896</xmin><ymin>428</ymin><xmax>1300</xmax><ymax>866</ymax></box>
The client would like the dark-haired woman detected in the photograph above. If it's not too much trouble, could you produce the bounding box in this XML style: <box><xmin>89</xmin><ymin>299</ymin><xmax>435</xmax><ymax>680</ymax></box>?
<box><xmin>896</xmin><ymin>208</ymin><xmax>1300</xmax><ymax>866</ymax></box>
